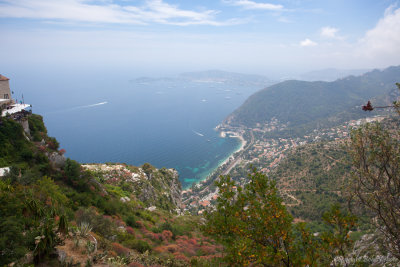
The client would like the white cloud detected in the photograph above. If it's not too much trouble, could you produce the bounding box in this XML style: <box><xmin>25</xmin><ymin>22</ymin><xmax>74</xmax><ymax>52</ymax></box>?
<box><xmin>320</xmin><ymin>26</ymin><xmax>339</xmax><ymax>38</ymax></box>
<box><xmin>0</xmin><ymin>0</ymin><xmax>238</xmax><ymax>26</ymax></box>
<box><xmin>300</xmin><ymin>38</ymin><xmax>317</xmax><ymax>47</ymax></box>
<box><xmin>224</xmin><ymin>0</ymin><xmax>284</xmax><ymax>11</ymax></box>
<box><xmin>357</xmin><ymin>5</ymin><xmax>400</xmax><ymax>65</ymax></box>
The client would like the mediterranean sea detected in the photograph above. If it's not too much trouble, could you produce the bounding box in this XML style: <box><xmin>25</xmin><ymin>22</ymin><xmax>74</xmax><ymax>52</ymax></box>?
<box><xmin>13</xmin><ymin>71</ymin><xmax>267</xmax><ymax>189</ymax></box>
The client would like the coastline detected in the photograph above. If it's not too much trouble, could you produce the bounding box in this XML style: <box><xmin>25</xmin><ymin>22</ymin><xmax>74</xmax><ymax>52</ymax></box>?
<box><xmin>183</xmin><ymin>130</ymin><xmax>245</xmax><ymax>191</ymax></box>
<box><xmin>217</xmin><ymin>131</ymin><xmax>246</xmax><ymax>167</ymax></box>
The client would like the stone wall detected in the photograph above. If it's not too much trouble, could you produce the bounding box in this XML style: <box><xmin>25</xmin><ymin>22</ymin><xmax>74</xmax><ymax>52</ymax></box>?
<box><xmin>0</xmin><ymin>80</ymin><xmax>11</xmax><ymax>100</ymax></box>
<box><xmin>20</xmin><ymin>118</ymin><xmax>30</xmax><ymax>136</ymax></box>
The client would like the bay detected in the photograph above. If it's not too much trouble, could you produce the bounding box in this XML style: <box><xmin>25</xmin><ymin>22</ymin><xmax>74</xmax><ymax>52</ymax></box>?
<box><xmin>14</xmin><ymin>72</ymin><xmax>264</xmax><ymax>189</ymax></box>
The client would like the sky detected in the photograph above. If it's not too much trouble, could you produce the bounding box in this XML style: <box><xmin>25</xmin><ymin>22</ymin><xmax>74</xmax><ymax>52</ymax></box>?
<box><xmin>0</xmin><ymin>0</ymin><xmax>400</xmax><ymax>78</ymax></box>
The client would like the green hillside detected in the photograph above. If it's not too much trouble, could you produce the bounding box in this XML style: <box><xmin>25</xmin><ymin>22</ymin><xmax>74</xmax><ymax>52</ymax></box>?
<box><xmin>227</xmin><ymin>66</ymin><xmax>400</xmax><ymax>129</ymax></box>
<box><xmin>269</xmin><ymin>141</ymin><xmax>351</xmax><ymax>227</ymax></box>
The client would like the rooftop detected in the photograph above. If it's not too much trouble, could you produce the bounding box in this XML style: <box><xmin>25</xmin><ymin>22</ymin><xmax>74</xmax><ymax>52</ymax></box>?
<box><xmin>0</xmin><ymin>75</ymin><xmax>10</xmax><ymax>81</ymax></box>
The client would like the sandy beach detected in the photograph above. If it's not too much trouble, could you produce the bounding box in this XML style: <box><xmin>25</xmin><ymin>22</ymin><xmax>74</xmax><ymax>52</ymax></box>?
<box><xmin>185</xmin><ymin>130</ymin><xmax>246</xmax><ymax>189</ymax></box>
<box><xmin>212</xmin><ymin>131</ymin><xmax>246</xmax><ymax>174</ymax></box>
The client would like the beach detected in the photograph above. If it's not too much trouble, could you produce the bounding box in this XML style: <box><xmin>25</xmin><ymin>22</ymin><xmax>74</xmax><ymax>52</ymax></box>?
<box><xmin>218</xmin><ymin>132</ymin><xmax>246</xmax><ymax>166</ymax></box>
<box><xmin>201</xmin><ymin>131</ymin><xmax>246</xmax><ymax>182</ymax></box>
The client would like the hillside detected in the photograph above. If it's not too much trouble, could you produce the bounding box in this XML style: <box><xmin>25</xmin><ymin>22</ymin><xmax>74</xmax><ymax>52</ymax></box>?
<box><xmin>226</xmin><ymin>66</ymin><xmax>400</xmax><ymax>131</ymax></box>
<box><xmin>269</xmin><ymin>140</ymin><xmax>351</xmax><ymax>227</ymax></box>
<box><xmin>0</xmin><ymin>115</ymin><xmax>223</xmax><ymax>266</ymax></box>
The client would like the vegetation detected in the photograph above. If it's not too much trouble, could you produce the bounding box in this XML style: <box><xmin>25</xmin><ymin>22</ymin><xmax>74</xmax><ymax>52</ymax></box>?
<box><xmin>229</xmin><ymin>67</ymin><xmax>400</xmax><ymax>135</ymax></box>
<box><xmin>204</xmin><ymin>168</ymin><xmax>358</xmax><ymax>266</ymax></box>
<box><xmin>3</xmin><ymin>80</ymin><xmax>400</xmax><ymax>265</ymax></box>
<box><xmin>348</xmin><ymin>93</ymin><xmax>400</xmax><ymax>260</ymax></box>
<box><xmin>270</xmin><ymin>142</ymin><xmax>351</xmax><ymax>227</ymax></box>
<box><xmin>0</xmin><ymin>115</ymin><xmax>222</xmax><ymax>266</ymax></box>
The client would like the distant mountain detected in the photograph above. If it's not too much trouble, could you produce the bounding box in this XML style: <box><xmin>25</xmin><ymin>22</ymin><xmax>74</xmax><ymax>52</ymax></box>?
<box><xmin>132</xmin><ymin>70</ymin><xmax>276</xmax><ymax>88</ymax></box>
<box><xmin>299</xmin><ymin>68</ymin><xmax>370</xmax><ymax>82</ymax></box>
<box><xmin>180</xmin><ymin>70</ymin><xmax>275</xmax><ymax>86</ymax></box>
<box><xmin>226</xmin><ymin>66</ymin><xmax>400</xmax><ymax>130</ymax></box>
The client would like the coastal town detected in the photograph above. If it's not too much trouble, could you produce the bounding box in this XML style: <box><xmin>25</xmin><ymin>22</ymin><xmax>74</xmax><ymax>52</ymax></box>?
<box><xmin>181</xmin><ymin>115</ymin><xmax>386</xmax><ymax>214</ymax></box>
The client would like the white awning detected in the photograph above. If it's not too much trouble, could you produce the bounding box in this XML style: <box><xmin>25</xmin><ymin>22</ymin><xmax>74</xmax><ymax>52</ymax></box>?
<box><xmin>2</xmin><ymin>103</ymin><xmax>31</xmax><ymax>117</ymax></box>
<box><xmin>0</xmin><ymin>98</ymin><xmax>12</xmax><ymax>104</ymax></box>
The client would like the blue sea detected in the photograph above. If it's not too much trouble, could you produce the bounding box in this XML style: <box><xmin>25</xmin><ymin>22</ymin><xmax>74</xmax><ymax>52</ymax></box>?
<box><xmin>11</xmin><ymin>71</ymin><xmax>263</xmax><ymax>189</ymax></box>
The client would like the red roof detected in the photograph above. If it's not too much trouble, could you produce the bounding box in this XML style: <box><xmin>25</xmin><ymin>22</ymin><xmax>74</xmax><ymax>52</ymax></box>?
<box><xmin>200</xmin><ymin>200</ymin><xmax>210</xmax><ymax>207</ymax></box>
<box><xmin>0</xmin><ymin>75</ymin><xmax>10</xmax><ymax>81</ymax></box>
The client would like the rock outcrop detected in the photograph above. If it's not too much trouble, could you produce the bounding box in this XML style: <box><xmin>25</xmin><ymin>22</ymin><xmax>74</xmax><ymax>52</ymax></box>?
<box><xmin>82</xmin><ymin>164</ymin><xmax>182</xmax><ymax>212</ymax></box>
<box><xmin>137</xmin><ymin>167</ymin><xmax>182</xmax><ymax>210</ymax></box>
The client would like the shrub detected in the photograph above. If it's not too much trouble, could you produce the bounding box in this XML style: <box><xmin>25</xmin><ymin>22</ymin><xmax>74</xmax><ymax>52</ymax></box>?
<box><xmin>165</xmin><ymin>244</ymin><xmax>179</xmax><ymax>253</ymax></box>
<box><xmin>141</xmin><ymin>163</ymin><xmax>155</xmax><ymax>177</ymax></box>
<box><xmin>0</xmin><ymin>217</ymin><xmax>26</xmax><ymax>265</ymax></box>
<box><xmin>112</xmin><ymin>242</ymin><xmax>130</xmax><ymax>256</ymax></box>
<box><xmin>130</xmin><ymin>240</ymin><xmax>151</xmax><ymax>253</ymax></box>
<box><xmin>126</xmin><ymin>226</ymin><xmax>135</xmax><ymax>235</ymax></box>
<box><xmin>126</xmin><ymin>215</ymin><xmax>140</xmax><ymax>228</ymax></box>
<box><xmin>28</xmin><ymin>114</ymin><xmax>47</xmax><ymax>141</ymax></box>
<box><xmin>173</xmin><ymin>252</ymin><xmax>189</xmax><ymax>262</ymax></box>
<box><xmin>47</xmin><ymin>137</ymin><xmax>59</xmax><ymax>150</ymax></box>
<box><xmin>75</xmin><ymin>208</ymin><xmax>115</xmax><ymax>238</ymax></box>
<box><xmin>161</xmin><ymin>230</ymin><xmax>173</xmax><ymax>241</ymax></box>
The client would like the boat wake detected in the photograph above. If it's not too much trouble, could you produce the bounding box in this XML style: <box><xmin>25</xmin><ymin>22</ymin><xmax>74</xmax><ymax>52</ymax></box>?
<box><xmin>45</xmin><ymin>101</ymin><xmax>108</xmax><ymax>115</ymax></box>
<box><xmin>192</xmin><ymin>130</ymin><xmax>204</xmax><ymax>137</ymax></box>
<box><xmin>80</xmin><ymin>101</ymin><xmax>108</xmax><ymax>108</ymax></box>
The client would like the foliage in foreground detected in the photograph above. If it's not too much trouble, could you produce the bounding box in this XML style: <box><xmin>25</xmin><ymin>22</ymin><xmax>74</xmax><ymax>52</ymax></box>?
<box><xmin>204</xmin><ymin>169</ymin><xmax>357</xmax><ymax>266</ymax></box>
<box><xmin>349</xmin><ymin>116</ymin><xmax>400</xmax><ymax>259</ymax></box>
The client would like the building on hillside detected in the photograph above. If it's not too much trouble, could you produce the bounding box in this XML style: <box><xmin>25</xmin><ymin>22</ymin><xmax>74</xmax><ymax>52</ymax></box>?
<box><xmin>0</xmin><ymin>74</ymin><xmax>13</xmax><ymax>108</ymax></box>
<box><xmin>1</xmin><ymin>74</ymin><xmax>32</xmax><ymax>117</ymax></box>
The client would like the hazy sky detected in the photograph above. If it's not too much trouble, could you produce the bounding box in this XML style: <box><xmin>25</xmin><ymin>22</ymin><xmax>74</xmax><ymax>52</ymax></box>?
<box><xmin>0</xmin><ymin>0</ymin><xmax>399</xmax><ymax>78</ymax></box>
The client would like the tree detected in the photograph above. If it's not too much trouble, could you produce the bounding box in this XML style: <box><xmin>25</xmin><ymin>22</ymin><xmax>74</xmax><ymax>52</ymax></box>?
<box><xmin>204</xmin><ymin>169</ymin><xmax>319</xmax><ymax>266</ymax></box>
<box><xmin>320</xmin><ymin>204</ymin><xmax>357</xmax><ymax>266</ymax></box>
<box><xmin>0</xmin><ymin>217</ymin><xmax>26</xmax><ymax>265</ymax></box>
<box><xmin>204</xmin><ymin>168</ymin><xmax>359</xmax><ymax>266</ymax></box>
<box><xmin>142</xmin><ymin>162</ymin><xmax>155</xmax><ymax>177</ymax></box>
<box><xmin>348</xmin><ymin>82</ymin><xmax>400</xmax><ymax>259</ymax></box>
<box><xmin>349</xmin><ymin>121</ymin><xmax>400</xmax><ymax>259</ymax></box>
<box><xmin>64</xmin><ymin>158</ymin><xmax>89</xmax><ymax>191</ymax></box>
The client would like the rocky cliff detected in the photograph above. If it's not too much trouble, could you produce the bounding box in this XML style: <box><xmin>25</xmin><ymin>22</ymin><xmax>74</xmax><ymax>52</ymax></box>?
<box><xmin>83</xmin><ymin>163</ymin><xmax>182</xmax><ymax>212</ymax></box>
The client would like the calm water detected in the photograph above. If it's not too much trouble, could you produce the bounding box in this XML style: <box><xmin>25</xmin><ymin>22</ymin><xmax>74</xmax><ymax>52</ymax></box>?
<box><xmin>14</xmin><ymin>73</ymin><xmax>262</xmax><ymax>188</ymax></box>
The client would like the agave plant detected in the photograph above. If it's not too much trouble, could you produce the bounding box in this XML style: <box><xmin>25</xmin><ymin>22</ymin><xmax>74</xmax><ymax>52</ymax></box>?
<box><xmin>106</xmin><ymin>256</ymin><xmax>128</xmax><ymax>267</ymax></box>
<box><xmin>78</xmin><ymin>221</ymin><xmax>92</xmax><ymax>237</ymax></box>
<box><xmin>58</xmin><ymin>214</ymin><xmax>69</xmax><ymax>235</ymax></box>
